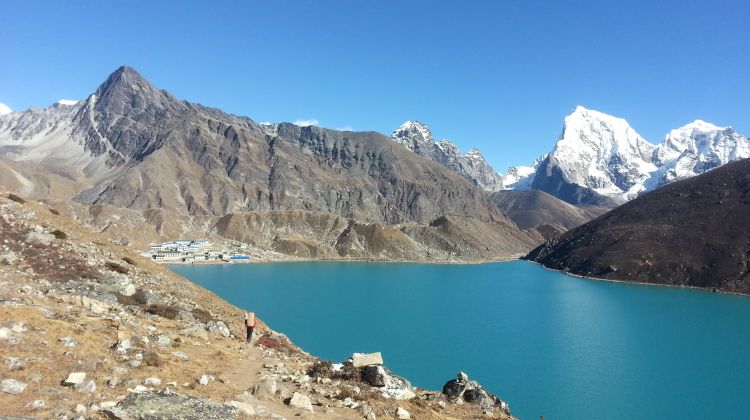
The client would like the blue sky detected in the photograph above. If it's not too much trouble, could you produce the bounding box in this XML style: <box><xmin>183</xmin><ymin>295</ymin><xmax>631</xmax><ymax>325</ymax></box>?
<box><xmin>1</xmin><ymin>0</ymin><xmax>748</xmax><ymax>171</ymax></box>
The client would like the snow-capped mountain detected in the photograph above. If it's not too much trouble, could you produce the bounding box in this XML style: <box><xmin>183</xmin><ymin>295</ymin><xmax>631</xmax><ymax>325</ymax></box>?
<box><xmin>508</xmin><ymin>106</ymin><xmax>750</xmax><ymax>206</ymax></box>
<box><xmin>391</xmin><ymin>121</ymin><xmax>505</xmax><ymax>191</ymax></box>
<box><xmin>0</xmin><ymin>103</ymin><xmax>12</xmax><ymax>115</ymax></box>
<box><xmin>649</xmin><ymin>120</ymin><xmax>750</xmax><ymax>188</ymax></box>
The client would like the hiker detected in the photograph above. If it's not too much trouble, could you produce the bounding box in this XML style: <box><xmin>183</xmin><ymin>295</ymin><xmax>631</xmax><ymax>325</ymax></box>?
<box><xmin>244</xmin><ymin>312</ymin><xmax>256</xmax><ymax>343</ymax></box>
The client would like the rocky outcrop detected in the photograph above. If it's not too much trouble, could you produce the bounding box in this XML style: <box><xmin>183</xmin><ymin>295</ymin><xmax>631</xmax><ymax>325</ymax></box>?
<box><xmin>443</xmin><ymin>371</ymin><xmax>510</xmax><ymax>415</ymax></box>
<box><xmin>490</xmin><ymin>189</ymin><xmax>608</xmax><ymax>230</ymax></box>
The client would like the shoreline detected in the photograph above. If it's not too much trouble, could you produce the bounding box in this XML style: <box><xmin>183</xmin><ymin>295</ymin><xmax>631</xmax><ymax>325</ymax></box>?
<box><xmin>526</xmin><ymin>260</ymin><xmax>750</xmax><ymax>298</ymax></box>
<box><xmin>158</xmin><ymin>254</ymin><xmax>527</xmax><ymax>266</ymax></box>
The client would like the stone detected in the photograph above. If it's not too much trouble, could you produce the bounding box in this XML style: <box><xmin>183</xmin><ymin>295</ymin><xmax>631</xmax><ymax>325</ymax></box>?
<box><xmin>100</xmin><ymin>401</ymin><xmax>117</xmax><ymax>409</ymax></box>
<box><xmin>396</xmin><ymin>407</ymin><xmax>411</xmax><ymax>419</ymax></box>
<box><xmin>0</xmin><ymin>327</ymin><xmax>10</xmax><ymax>339</ymax></box>
<box><xmin>27</xmin><ymin>400</ymin><xmax>45</xmax><ymax>410</ymax></box>
<box><xmin>114</xmin><ymin>338</ymin><xmax>132</xmax><ymax>354</ymax></box>
<box><xmin>76</xmin><ymin>379</ymin><xmax>97</xmax><ymax>393</ymax></box>
<box><xmin>129</xmin><ymin>360</ymin><xmax>142</xmax><ymax>368</ymax></box>
<box><xmin>442</xmin><ymin>379</ymin><xmax>466</xmax><ymax>399</ymax></box>
<box><xmin>351</xmin><ymin>352</ymin><xmax>383</xmax><ymax>367</ymax></box>
<box><xmin>144</xmin><ymin>377</ymin><xmax>162</xmax><ymax>386</ymax></box>
<box><xmin>150</xmin><ymin>334</ymin><xmax>172</xmax><ymax>347</ymax></box>
<box><xmin>1</xmin><ymin>378</ymin><xmax>27</xmax><ymax>394</ymax></box>
<box><xmin>251</xmin><ymin>377</ymin><xmax>278</xmax><ymax>400</ymax></box>
<box><xmin>103</xmin><ymin>390</ymin><xmax>239</xmax><ymax>420</ymax></box>
<box><xmin>180</xmin><ymin>324</ymin><xmax>208</xmax><ymax>340</ymax></box>
<box><xmin>59</xmin><ymin>337</ymin><xmax>78</xmax><ymax>347</ymax></box>
<box><xmin>64</xmin><ymin>372</ymin><xmax>87</xmax><ymax>386</ymax></box>
<box><xmin>131</xmin><ymin>385</ymin><xmax>150</xmax><ymax>393</ymax></box>
<box><xmin>198</xmin><ymin>374</ymin><xmax>214</xmax><ymax>386</ymax></box>
<box><xmin>171</xmin><ymin>351</ymin><xmax>189</xmax><ymax>360</ymax></box>
<box><xmin>226</xmin><ymin>400</ymin><xmax>256</xmax><ymax>416</ymax></box>
<box><xmin>363</xmin><ymin>365</ymin><xmax>386</xmax><ymax>387</ymax></box>
<box><xmin>25</xmin><ymin>230</ymin><xmax>55</xmax><ymax>246</ymax></box>
<box><xmin>6</xmin><ymin>357</ymin><xmax>22</xmax><ymax>371</ymax></box>
<box><xmin>11</xmin><ymin>322</ymin><xmax>25</xmax><ymax>333</ymax></box>
<box><xmin>75</xmin><ymin>403</ymin><xmax>87</xmax><ymax>414</ymax></box>
<box><xmin>361</xmin><ymin>404</ymin><xmax>377</xmax><ymax>420</ymax></box>
<box><xmin>120</xmin><ymin>283</ymin><xmax>136</xmax><ymax>297</ymax></box>
<box><xmin>206</xmin><ymin>320</ymin><xmax>230</xmax><ymax>337</ymax></box>
<box><xmin>457</xmin><ymin>371</ymin><xmax>469</xmax><ymax>382</ymax></box>
<box><xmin>287</xmin><ymin>392</ymin><xmax>313</xmax><ymax>412</ymax></box>
<box><xmin>108</xmin><ymin>378</ymin><xmax>121</xmax><ymax>388</ymax></box>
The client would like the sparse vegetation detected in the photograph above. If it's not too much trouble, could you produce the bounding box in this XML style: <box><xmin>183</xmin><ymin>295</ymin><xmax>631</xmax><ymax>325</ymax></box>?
<box><xmin>7</xmin><ymin>193</ymin><xmax>26</xmax><ymax>204</ymax></box>
<box><xmin>122</xmin><ymin>256</ymin><xmax>137</xmax><ymax>266</ymax></box>
<box><xmin>105</xmin><ymin>261</ymin><xmax>129</xmax><ymax>274</ymax></box>
<box><xmin>307</xmin><ymin>360</ymin><xmax>333</xmax><ymax>378</ymax></box>
<box><xmin>115</xmin><ymin>289</ymin><xmax>149</xmax><ymax>306</ymax></box>
<box><xmin>50</xmin><ymin>229</ymin><xmax>68</xmax><ymax>240</ymax></box>
<box><xmin>191</xmin><ymin>307</ymin><xmax>213</xmax><ymax>323</ymax></box>
<box><xmin>48</xmin><ymin>208</ymin><xmax>60</xmax><ymax>215</ymax></box>
<box><xmin>142</xmin><ymin>350</ymin><xmax>162</xmax><ymax>367</ymax></box>
<box><xmin>144</xmin><ymin>303</ymin><xmax>179</xmax><ymax>320</ymax></box>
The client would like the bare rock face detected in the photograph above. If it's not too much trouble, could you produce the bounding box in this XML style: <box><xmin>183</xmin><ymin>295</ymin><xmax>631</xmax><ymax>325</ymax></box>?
<box><xmin>442</xmin><ymin>372</ymin><xmax>510</xmax><ymax>415</ymax></box>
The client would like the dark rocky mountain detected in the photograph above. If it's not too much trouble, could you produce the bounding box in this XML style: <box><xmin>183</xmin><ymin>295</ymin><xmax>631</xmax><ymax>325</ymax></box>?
<box><xmin>525</xmin><ymin>159</ymin><xmax>750</xmax><ymax>294</ymax></box>
<box><xmin>0</xmin><ymin>66</ymin><xmax>541</xmax><ymax>261</ymax></box>
<box><xmin>489</xmin><ymin>189</ymin><xmax>608</xmax><ymax>230</ymax></box>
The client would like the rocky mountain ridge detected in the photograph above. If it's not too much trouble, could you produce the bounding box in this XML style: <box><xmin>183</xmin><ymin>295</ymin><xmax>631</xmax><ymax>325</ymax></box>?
<box><xmin>0</xmin><ymin>66</ymin><xmax>542</xmax><ymax>262</ymax></box>
<box><xmin>525</xmin><ymin>158</ymin><xmax>750</xmax><ymax>294</ymax></box>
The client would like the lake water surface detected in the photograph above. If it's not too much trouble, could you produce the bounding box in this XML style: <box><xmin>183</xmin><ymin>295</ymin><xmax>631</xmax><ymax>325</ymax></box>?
<box><xmin>170</xmin><ymin>261</ymin><xmax>750</xmax><ymax>420</ymax></box>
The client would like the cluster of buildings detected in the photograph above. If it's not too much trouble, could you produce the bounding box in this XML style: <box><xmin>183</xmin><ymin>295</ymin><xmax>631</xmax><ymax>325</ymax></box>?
<box><xmin>143</xmin><ymin>239</ymin><xmax>251</xmax><ymax>263</ymax></box>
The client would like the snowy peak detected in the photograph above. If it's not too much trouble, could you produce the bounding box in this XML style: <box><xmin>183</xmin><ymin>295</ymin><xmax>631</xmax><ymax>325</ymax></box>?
<box><xmin>390</xmin><ymin>120</ymin><xmax>505</xmax><ymax>191</ymax></box>
<box><xmin>392</xmin><ymin>120</ymin><xmax>433</xmax><ymax>145</ymax></box>
<box><xmin>0</xmin><ymin>103</ymin><xmax>12</xmax><ymax>115</ymax></box>
<box><xmin>56</xmin><ymin>99</ymin><xmax>79</xmax><ymax>106</ymax></box>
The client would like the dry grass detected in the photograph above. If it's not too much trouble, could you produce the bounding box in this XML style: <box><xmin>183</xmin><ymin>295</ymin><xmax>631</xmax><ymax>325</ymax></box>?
<box><xmin>50</xmin><ymin>229</ymin><xmax>68</xmax><ymax>240</ymax></box>
<box><xmin>191</xmin><ymin>307</ymin><xmax>213</xmax><ymax>323</ymax></box>
<box><xmin>144</xmin><ymin>304</ymin><xmax>179</xmax><ymax>320</ymax></box>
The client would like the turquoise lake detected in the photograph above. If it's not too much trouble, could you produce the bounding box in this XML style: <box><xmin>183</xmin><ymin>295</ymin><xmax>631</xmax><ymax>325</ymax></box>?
<box><xmin>170</xmin><ymin>260</ymin><xmax>750</xmax><ymax>420</ymax></box>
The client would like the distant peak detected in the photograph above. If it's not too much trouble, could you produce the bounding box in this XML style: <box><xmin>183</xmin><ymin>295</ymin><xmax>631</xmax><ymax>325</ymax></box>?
<box><xmin>392</xmin><ymin>120</ymin><xmax>433</xmax><ymax>143</ymax></box>
<box><xmin>95</xmin><ymin>65</ymin><xmax>153</xmax><ymax>97</ymax></box>
<box><xmin>465</xmin><ymin>148</ymin><xmax>484</xmax><ymax>158</ymax></box>
<box><xmin>56</xmin><ymin>99</ymin><xmax>79</xmax><ymax>106</ymax></box>
<box><xmin>0</xmin><ymin>102</ymin><xmax>11</xmax><ymax>115</ymax></box>
<box><xmin>678</xmin><ymin>119</ymin><xmax>727</xmax><ymax>132</ymax></box>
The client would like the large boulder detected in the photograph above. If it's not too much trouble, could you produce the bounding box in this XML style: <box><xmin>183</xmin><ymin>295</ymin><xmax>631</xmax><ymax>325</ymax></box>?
<box><xmin>351</xmin><ymin>352</ymin><xmax>383</xmax><ymax>367</ymax></box>
<box><xmin>363</xmin><ymin>365</ymin><xmax>386</xmax><ymax>387</ymax></box>
<box><xmin>103</xmin><ymin>390</ymin><xmax>239</xmax><ymax>420</ymax></box>
<box><xmin>287</xmin><ymin>392</ymin><xmax>313</xmax><ymax>412</ymax></box>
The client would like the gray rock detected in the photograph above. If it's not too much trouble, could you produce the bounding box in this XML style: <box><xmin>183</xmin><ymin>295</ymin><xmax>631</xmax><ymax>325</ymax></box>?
<box><xmin>206</xmin><ymin>321</ymin><xmax>230</xmax><ymax>338</ymax></box>
<box><xmin>171</xmin><ymin>351</ymin><xmax>188</xmax><ymax>360</ymax></box>
<box><xmin>363</xmin><ymin>365</ymin><xmax>386</xmax><ymax>387</ymax></box>
<box><xmin>180</xmin><ymin>324</ymin><xmax>208</xmax><ymax>340</ymax></box>
<box><xmin>76</xmin><ymin>379</ymin><xmax>97</xmax><ymax>393</ymax></box>
<box><xmin>144</xmin><ymin>377</ymin><xmax>162</xmax><ymax>386</ymax></box>
<box><xmin>198</xmin><ymin>374</ymin><xmax>213</xmax><ymax>386</ymax></box>
<box><xmin>149</xmin><ymin>334</ymin><xmax>172</xmax><ymax>347</ymax></box>
<box><xmin>251</xmin><ymin>377</ymin><xmax>278</xmax><ymax>400</ymax></box>
<box><xmin>1</xmin><ymin>378</ymin><xmax>27</xmax><ymax>394</ymax></box>
<box><xmin>5</xmin><ymin>357</ymin><xmax>23</xmax><ymax>371</ymax></box>
<box><xmin>27</xmin><ymin>399</ymin><xmax>45</xmax><ymax>410</ymax></box>
<box><xmin>287</xmin><ymin>392</ymin><xmax>313</xmax><ymax>412</ymax></box>
<box><xmin>25</xmin><ymin>230</ymin><xmax>55</xmax><ymax>246</ymax></box>
<box><xmin>63</xmin><ymin>372</ymin><xmax>86</xmax><ymax>386</ymax></box>
<box><xmin>225</xmin><ymin>400</ymin><xmax>255</xmax><ymax>416</ymax></box>
<box><xmin>457</xmin><ymin>371</ymin><xmax>469</xmax><ymax>382</ymax></box>
<box><xmin>361</xmin><ymin>404</ymin><xmax>377</xmax><ymax>420</ymax></box>
<box><xmin>396</xmin><ymin>407</ymin><xmax>411</xmax><ymax>419</ymax></box>
<box><xmin>59</xmin><ymin>337</ymin><xmax>78</xmax><ymax>347</ymax></box>
<box><xmin>351</xmin><ymin>352</ymin><xmax>383</xmax><ymax>367</ymax></box>
<box><xmin>442</xmin><ymin>371</ymin><xmax>509</xmax><ymax>414</ymax></box>
<box><xmin>103</xmin><ymin>390</ymin><xmax>239</xmax><ymax>420</ymax></box>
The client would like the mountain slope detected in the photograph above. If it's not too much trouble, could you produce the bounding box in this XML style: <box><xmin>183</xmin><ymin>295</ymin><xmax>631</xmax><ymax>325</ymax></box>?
<box><xmin>525</xmin><ymin>158</ymin><xmax>750</xmax><ymax>294</ymax></box>
<box><xmin>489</xmin><ymin>190</ymin><xmax>607</xmax><ymax>230</ymax></box>
<box><xmin>0</xmin><ymin>66</ymin><xmax>540</xmax><ymax>261</ymax></box>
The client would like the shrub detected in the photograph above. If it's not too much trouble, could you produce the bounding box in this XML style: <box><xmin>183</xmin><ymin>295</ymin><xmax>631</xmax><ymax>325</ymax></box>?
<box><xmin>49</xmin><ymin>208</ymin><xmax>60</xmax><ymax>215</ymax></box>
<box><xmin>307</xmin><ymin>361</ymin><xmax>333</xmax><ymax>378</ymax></box>
<box><xmin>142</xmin><ymin>351</ymin><xmax>162</xmax><ymax>367</ymax></box>
<box><xmin>105</xmin><ymin>261</ymin><xmax>129</xmax><ymax>274</ymax></box>
<box><xmin>7</xmin><ymin>193</ymin><xmax>25</xmax><ymax>204</ymax></box>
<box><xmin>144</xmin><ymin>304</ymin><xmax>179</xmax><ymax>320</ymax></box>
<box><xmin>51</xmin><ymin>229</ymin><xmax>68</xmax><ymax>240</ymax></box>
<box><xmin>122</xmin><ymin>256</ymin><xmax>137</xmax><ymax>266</ymax></box>
<box><xmin>116</xmin><ymin>289</ymin><xmax>148</xmax><ymax>306</ymax></box>
<box><xmin>191</xmin><ymin>308</ymin><xmax>213</xmax><ymax>324</ymax></box>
